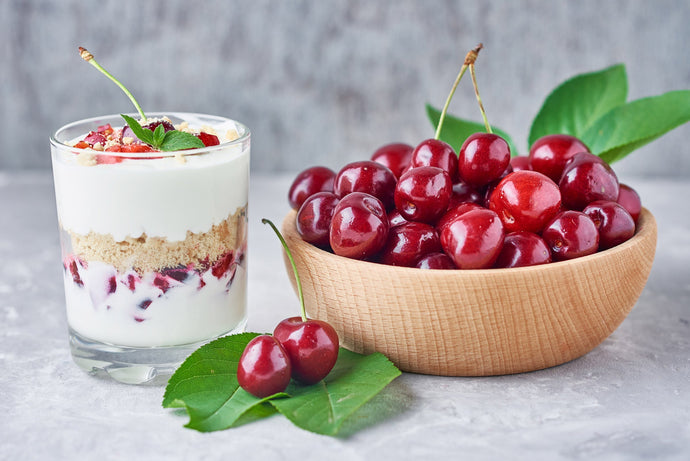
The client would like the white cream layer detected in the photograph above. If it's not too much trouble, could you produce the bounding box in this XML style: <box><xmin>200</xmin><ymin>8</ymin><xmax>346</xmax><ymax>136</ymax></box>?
<box><xmin>52</xmin><ymin>125</ymin><xmax>249</xmax><ymax>242</ymax></box>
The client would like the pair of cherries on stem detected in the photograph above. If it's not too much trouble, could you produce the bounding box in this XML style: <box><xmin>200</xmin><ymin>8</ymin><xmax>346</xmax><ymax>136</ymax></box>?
<box><xmin>237</xmin><ymin>219</ymin><xmax>339</xmax><ymax>398</ymax></box>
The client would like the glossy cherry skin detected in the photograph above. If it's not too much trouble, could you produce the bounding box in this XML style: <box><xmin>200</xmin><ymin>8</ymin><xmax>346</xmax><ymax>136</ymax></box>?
<box><xmin>273</xmin><ymin>317</ymin><xmax>339</xmax><ymax>385</ymax></box>
<box><xmin>509</xmin><ymin>156</ymin><xmax>532</xmax><ymax>172</ymax></box>
<box><xmin>387</xmin><ymin>208</ymin><xmax>408</xmax><ymax>228</ymax></box>
<box><xmin>559</xmin><ymin>152</ymin><xmax>619</xmax><ymax>210</ymax></box>
<box><xmin>583</xmin><ymin>200</ymin><xmax>636</xmax><ymax>249</ymax></box>
<box><xmin>334</xmin><ymin>161</ymin><xmax>397</xmax><ymax>209</ymax></box>
<box><xmin>394</xmin><ymin>166</ymin><xmax>452</xmax><ymax>224</ymax></box>
<box><xmin>488</xmin><ymin>170</ymin><xmax>562</xmax><ymax>234</ymax></box>
<box><xmin>296</xmin><ymin>192</ymin><xmax>340</xmax><ymax>248</ymax></box>
<box><xmin>542</xmin><ymin>211</ymin><xmax>599</xmax><ymax>261</ymax></box>
<box><xmin>329</xmin><ymin>192</ymin><xmax>389</xmax><ymax>260</ymax></box>
<box><xmin>288</xmin><ymin>166</ymin><xmax>336</xmax><ymax>210</ymax></box>
<box><xmin>493</xmin><ymin>231</ymin><xmax>551</xmax><ymax>268</ymax></box>
<box><xmin>457</xmin><ymin>133</ymin><xmax>511</xmax><ymax>187</ymax></box>
<box><xmin>435</xmin><ymin>202</ymin><xmax>483</xmax><ymax>236</ymax></box>
<box><xmin>617</xmin><ymin>183</ymin><xmax>642</xmax><ymax>223</ymax></box>
<box><xmin>528</xmin><ymin>134</ymin><xmax>590</xmax><ymax>182</ymax></box>
<box><xmin>379</xmin><ymin>222</ymin><xmax>441</xmax><ymax>267</ymax></box>
<box><xmin>409</xmin><ymin>138</ymin><xmax>459</xmax><ymax>183</ymax></box>
<box><xmin>440</xmin><ymin>208</ymin><xmax>505</xmax><ymax>269</ymax></box>
<box><xmin>370</xmin><ymin>143</ymin><xmax>414</xmax><ymax>179</ymax></box>
<box><xmin>448</xmin><ymin>181</ymin><xmax>483</xmax><ymax>208</ymax></box>
<box><xmin>415</xmin><ymin>252</ymin><xmax>457</xmax><ymax>270</ymax></box>
<box><xmin>237</xmin><ymin>335</ymin><xmax>292</xmax><ymax>398</ymax></box>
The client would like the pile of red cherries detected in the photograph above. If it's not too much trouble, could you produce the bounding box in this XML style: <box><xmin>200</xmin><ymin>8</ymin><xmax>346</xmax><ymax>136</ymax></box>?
<box><xmin>289</xmin><ymin>133</ymin><xmax>642</xmax><ymax>269</ymax></box>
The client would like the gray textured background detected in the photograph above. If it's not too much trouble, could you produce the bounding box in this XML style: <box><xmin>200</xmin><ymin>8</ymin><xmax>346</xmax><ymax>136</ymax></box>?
<box><xmin>2</xmin><ymin>0</ymin><xmax>689</xmax><ymax>176</ymax></box>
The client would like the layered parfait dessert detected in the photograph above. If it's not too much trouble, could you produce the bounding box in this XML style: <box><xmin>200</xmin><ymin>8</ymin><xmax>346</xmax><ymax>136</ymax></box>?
<box><xmin>53</xmin><ymin>113</ymin><xmax>249</xmax><ymax>348</ymax></box>
<box><xmin>50</xmin><ymin>48</ymin><xmax>251</xmax><ymax>382</ymax></box>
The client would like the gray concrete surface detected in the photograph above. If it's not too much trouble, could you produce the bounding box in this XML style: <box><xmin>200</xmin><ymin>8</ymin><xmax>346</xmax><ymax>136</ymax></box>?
<box><xmin>1</xmin><ymin>171</ymin><xmax>689</xmax><ymax>460</ymax></box>
<box><xmin>2</xmin><ymin>0</ymin><xmax>690</xmax><ymax>177</ymax></box>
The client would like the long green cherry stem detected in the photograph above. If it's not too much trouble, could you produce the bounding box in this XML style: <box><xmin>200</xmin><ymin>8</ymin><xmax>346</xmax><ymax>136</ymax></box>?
<box><xmin>79</xmin><ymin>47</ymin><xmax>147</xmax><ymax>122</ymax></box>
<box><xmin>469</xmin><ymin>61</ymin><xmax>492</xmax><ymax>134</ymax></box>
<box><xmin>434</xmin><ymin>43</ymin><xmax>483</xmax><ymax>140</ymax></box>
<box><xmin>262</xmin><ymin>218</ymin><xmax>307</xmax><ymax>322</ymax></box>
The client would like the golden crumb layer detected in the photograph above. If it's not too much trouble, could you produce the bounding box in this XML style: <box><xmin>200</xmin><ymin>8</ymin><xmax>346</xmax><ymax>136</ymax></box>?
<box><xmin>68</xmin><ymin>207</ymin><xmax>247</xmax><ymax>273</ymax></box>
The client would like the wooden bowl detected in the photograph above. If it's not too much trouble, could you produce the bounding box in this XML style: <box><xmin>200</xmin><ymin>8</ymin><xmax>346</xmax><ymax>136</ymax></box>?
<box><xmin>280</xmin><ymin>208</ymin><xmax>657</xmax><ymax>376</ymax></box>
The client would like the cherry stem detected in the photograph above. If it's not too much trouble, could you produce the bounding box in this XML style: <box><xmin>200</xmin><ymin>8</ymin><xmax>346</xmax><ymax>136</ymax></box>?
<box><xmin>469</xmin><ymin>63</ymin><xmax>492</xmax><ymax>134</ymax></box>
<box><xmin>79</xmin><ymin>47</ymin><xmax>147</xmax><ymax>123</ymax></box>
<box><xmin>434</xmin><ymin>43</ymin><xmax>483</xmax><ymax>140</ymax></box>
<box><xmin>262</xmin><ymin>218</ymin><xmax>307</xmax><ymax>322</ymax></box>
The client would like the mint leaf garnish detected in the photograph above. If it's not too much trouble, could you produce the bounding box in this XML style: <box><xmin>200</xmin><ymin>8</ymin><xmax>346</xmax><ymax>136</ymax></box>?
<box><xmin>121</xmin><ymin>114</ymin><xmax>153</xmax><ymax>145</ymax></box>
<box><xmin>163</xmin><ymin>333</ymin><xmax>401</xmax><ymax>435</ymax></box>
<box><xmin>121</xmin><ymin>114</ymin><xmax>205</xmax><ymax>152</ymax></box>
<box><xmin>528</xmin><ymin>64</ymin><xmax>628</xmax><ymax>148</ymax></box>
<box><xmin>426</xmin><ymin>103</ymin><xmax>519</xmax><ymax>156</ymax></box>
<box><xmin>152</xmin><ymin>123</ymin><xmax>165</xmax><ymax>147</ymax></box>
<box><xmin>158</xmin><ymin>129</ymin><xmax>205</xmax><ymax>151</ymax></box>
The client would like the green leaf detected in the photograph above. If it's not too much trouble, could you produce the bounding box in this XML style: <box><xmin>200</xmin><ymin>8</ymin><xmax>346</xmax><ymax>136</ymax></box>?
<box><xmin>163</xmin><ymin>333</ymin><xmax>401</xmax><ymax>436</ymax></box>
<box><xmin>152</xmin><ymin>123</ymin><xmax>166</xmax><ymax>147</ymax></box>
<box><xmin>426</xmin><ymin>104</ymin><xmax>520</xmax><ymax>156</ymax></box>
<box><xmin>270</xmin><ymin>349</ymin><xmax>401</xmax><ymax>436</ymax></box>
<box><xmin>163</xmin><ymin>332</ymin><xmax>281</xmax><ymax>432</ymax></box>
<box><xmin>159</xmin><ymin>129</ymin><xmax>205</xmax><ymax>151</ymax></box>
<box><xmin>528</xmin><ymin>64</ymin><xmax>628</xmax><ymax>148</ymax></box>
<box><xmin>581</xmin><ymin>90</ymin><xmax>690</xmax><ymax>164</ymax></box>
<box><xmin>121</xmin><ymin>114</ymin><xmax>153</xmax><ymax>145</ymax></box>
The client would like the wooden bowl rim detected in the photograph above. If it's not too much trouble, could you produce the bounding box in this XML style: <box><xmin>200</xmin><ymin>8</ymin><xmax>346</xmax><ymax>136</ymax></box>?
<box><xmin>282</xmin><ymin>207</ymin><xmax>657</xmax><ymax>276</ymax></box>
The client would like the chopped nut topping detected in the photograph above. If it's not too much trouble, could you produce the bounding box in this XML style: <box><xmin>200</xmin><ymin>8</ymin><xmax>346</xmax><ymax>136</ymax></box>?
<box><xmin>226</xmin><ymin>129</ymin><xmax>239</xmax><ymax>141</ymax></box>
<box><xmin>174</xmin><ymin>153</ymin><xmax>186</xmax><ymax>165</ymax></box>
<box><xmin>201</xmin><ymin>125</ymin><xmax>217</xmax><ymax>136</ymax></box>
<box><xmin>122</xmin><ymin>137</ymin><xmax>134</xmax><ymax>145</ymax></box>
<box><xmin>77</xmin><ymin>152</ymin><xmax>97</xmax><ymax>166</ymax></box>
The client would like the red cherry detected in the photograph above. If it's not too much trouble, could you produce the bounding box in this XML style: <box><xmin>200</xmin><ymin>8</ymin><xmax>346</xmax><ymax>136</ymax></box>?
<box><xmin>448</xmin><ymin>181</ymin><xmax>483</xmax><ymax>208</ymax></box>
<box><xmin>296</xmin><ymin>192</ymin><xmax>340</xmax><ymax>248</ymax></box>
<box><xmin>440</xmin><ymin>208</ymin><xmax>505</xmax><ymax>269</ymax></box>
<box><xmin>583</xmin><ymin>200</ymin><xmax>636</xmax><ymax>249</ymax></box>
<box><xmin>379</xmin><ymin>222</ymin><xmax>441</xmax><ymax>267</ymax></box>
<box><xmin>510</xmin><ymin>156</ymin><xmax>532</xmax><ymax>171</ymax></box>
<box><xmin>542</xmin><ymin>211</ymin><xmax>599</xmax><ymax>260</ymax></box>
<box><xmin>329</xmin><ymin>192</ymin><xmax>389</xmax><ymax>260</ymax></box>
<box><xmin>387</xmin><ymin>208</ymin><xmax>409</xmax><ymax>228</ymax></box>
<box><xmin>435</xmin><ymin>202</ymin><xmax>483</xmax><ymax>236</ymax></box>
<box><xmin>334</xmin><ymin>161</ymin><xmax>397</xmax><ymax>209</ymax></box>
<box><xmin>237</xmin><ymin>335</ymin><xmax>292</xmax><ymax>398</ymax></box>
<box><xmin>559</xmin><ymin>153</ymin><xmax>619</xmax><ymax>210</ymax></box>
<box><xmin>409</xmin><ymin>138</ymin><xmax>459</xmax><ymax>183</ymax></box>
<box><xmin>273</xmin><ymin>317</ymin><xmax>339</xmax><ymax>385</ymax></box>
<box><xmin>488</xmin><ymin>170</ymin><xmax>562</xmax><ymax>233</ymax></box>
<box><xmin>493</xmin><ymin>231</ymin><xmax>551</xmax><ymax>268</ymax></box>
<box><xmin>528</xmin><ymin>134</ymin><xmax>590</xmax><ymax>181</ymax></box>
<box><xmin>197</xmin><ymin>132</ymin><xmax>220</xmax><ymax>147</ymax></box>
<box><xmin>617</xmin><ymin>183</ymin><xmax>642</xmax><ymax>224</ymax></box>
<box><xmin>394</xmin><ymin>166</ymin><xmax>452</xmax><ymax>224</ymax></box>
<box><xmin>370</xmin><ymin>143</ymin><xmax>414</xmax><ymax>179</ymax></box>
<box><xmin>457</xmin><ymin>133</ymin><xmax>511</xmax><ymax>187</ymax></box>
<box><xmin>288</xmin><ymin>166</ymin><xmax>336</xmax><ymax>210</ymax></box>
<box><xmin>415</xmin><ymin>252</ymin><xmax>457</xmax><ymax>270</ymax></box>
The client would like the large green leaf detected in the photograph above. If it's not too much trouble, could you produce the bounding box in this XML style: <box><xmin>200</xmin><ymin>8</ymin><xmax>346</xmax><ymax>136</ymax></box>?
<box><xmin>426</xmin><ymin>104</ymin><xmax>520</xmax><ymax>156</ymax></box>
<box><xmin>581</xmin><ymin>90</ymin><xmax>690</xmax><ymax>164</ymax></box>
<box><xmin>270</xmin><ymin>349</ymin><xmax>401</xmax><ymax>436</ymax></box>
<box><xmin>528</xmin><ymin>64</ymin><xmax>628</xmax><ymax>148</ymax></box>
<box><xmin>162</xmin><ymin>332</ymin><xmax>282</xmax><ymax>432</ymax></box>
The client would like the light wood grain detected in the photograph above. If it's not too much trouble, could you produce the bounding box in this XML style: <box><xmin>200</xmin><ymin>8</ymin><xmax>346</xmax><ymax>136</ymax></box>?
<box><xmin>281</xmin><ymin>208</ymin><xmax>657</xmax><ymax>376</ymax></box>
